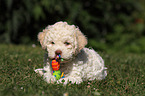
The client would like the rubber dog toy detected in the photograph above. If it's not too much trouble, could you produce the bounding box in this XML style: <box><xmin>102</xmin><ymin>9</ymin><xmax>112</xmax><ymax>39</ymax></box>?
<box><xmin>51</xmin><ymin>55</ymin><xmax>65</xmax><ymax>80</ymax></box>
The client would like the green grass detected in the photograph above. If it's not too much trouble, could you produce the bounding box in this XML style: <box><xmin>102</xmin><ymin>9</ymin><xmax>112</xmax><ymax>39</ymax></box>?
<box><xmin>0</xmin><ymin>44</ymin><xmax>145</xmax><ymax>96</ymax></box>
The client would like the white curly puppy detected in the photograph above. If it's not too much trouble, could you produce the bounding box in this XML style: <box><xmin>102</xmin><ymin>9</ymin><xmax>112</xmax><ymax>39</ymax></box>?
<box><xmin>35</xmin><ymin>21</ymin><xmax>107</xmax><ymax>84</ymax></box>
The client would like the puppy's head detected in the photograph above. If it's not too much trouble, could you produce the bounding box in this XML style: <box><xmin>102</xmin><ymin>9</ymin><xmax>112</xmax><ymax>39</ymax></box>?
<box><xmin>38</xmin><ymin>21</ymin><xmax>87</xmax><ymax>62</ymax></box>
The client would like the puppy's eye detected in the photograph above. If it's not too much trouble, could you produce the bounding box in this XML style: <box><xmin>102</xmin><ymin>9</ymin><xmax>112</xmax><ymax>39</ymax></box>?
<box><xmin>64</xmin><ymin>42</ymin><xmax>70</xmax><ymax>46</ymax></box>
<box><xmin>51</xmin><ymin>41</ymin><xmax>55</xmax><ymax>44</ymax></box>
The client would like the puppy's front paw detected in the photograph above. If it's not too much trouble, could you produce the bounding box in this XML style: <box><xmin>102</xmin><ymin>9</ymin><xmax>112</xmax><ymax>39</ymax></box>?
<box><xmin>35</xmin><ymin>68</ymin><xmax>57</xmax><ymax>83</ymax></box>
<box><xmin>34</xmin><ymin>68</ymin><xmax>45</xmax><ymax>76</ymax></box>
<box><xmin>57</xmin><ymin>77</ymin><xmax>82</xmax><ymax>85</ymax></box>
<box><xmin>44</xmin><ymin>74</ymin><xmax>56</xmax><ymax>84</ymax></box>
<box><xmin>57</xmin><ymin>78</ymin><xmax>69</xmax><ymax>85</ymax></box>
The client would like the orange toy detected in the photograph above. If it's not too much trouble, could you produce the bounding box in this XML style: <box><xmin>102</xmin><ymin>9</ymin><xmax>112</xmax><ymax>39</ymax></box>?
<box><xmin>51</xmin><ymin>59</ymin><xmax>60</xmax><ymax>71</ymax></box>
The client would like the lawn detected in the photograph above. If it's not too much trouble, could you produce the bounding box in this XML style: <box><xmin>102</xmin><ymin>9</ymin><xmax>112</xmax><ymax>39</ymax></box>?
<box><xmin>0</xmin><ymin>44</ymin><xmax>145</xmax><ymax>96</ymax></box>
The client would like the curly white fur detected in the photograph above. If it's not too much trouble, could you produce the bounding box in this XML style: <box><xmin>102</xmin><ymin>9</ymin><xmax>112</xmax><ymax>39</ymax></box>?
<box><xmin>35</xmin><ymin>21</ymin><xmax>107</xmax><ymax>84</ymax></box>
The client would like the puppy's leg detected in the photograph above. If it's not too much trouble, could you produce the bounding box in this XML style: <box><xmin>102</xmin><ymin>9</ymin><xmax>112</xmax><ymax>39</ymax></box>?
<box><xmin>84</xmin><ymin>49</ymin><xmax>107</xmax><ymax>81</ymax></box>
<box><xmin>35</xmin><ymin>66</ymin><xmax>56</xmax><ymax>83</ymax></box>
<box><xmin>57</xmin><ymin>66</ymin><xmax>83</xmax><ymax>84</ymax></box>
<box><xmin>58</xmin><ymin>76</ymin><xmax>82</xmax><ymax>85</ymax></box>
<box><xmin>35</xmin><ymin>68</ymin><xmax>45</xmax><ymax>76</ymax></box>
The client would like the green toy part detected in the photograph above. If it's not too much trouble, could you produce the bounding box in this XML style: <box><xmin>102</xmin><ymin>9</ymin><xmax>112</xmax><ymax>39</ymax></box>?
<box><xmin>52</xmin><ymin>70</ymin><xmax>61</xmax><ymax>80</ymax></box>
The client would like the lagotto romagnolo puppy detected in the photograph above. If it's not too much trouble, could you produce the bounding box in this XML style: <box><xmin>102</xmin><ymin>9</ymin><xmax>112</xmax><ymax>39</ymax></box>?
<box><xmin>35</xmin><ymin>21</ymin><xmax>107</xmax><ymax>84</ymax></box>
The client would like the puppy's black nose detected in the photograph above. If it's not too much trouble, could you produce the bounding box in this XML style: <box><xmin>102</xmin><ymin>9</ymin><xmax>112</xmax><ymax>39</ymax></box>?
<box><xmin>55</xmin><ymin>50</ymin><xmax>62</xmax><ymax>55</ymax></box>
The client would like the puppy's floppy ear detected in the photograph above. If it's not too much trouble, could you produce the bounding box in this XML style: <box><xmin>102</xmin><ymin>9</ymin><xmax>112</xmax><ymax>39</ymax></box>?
<box><xmin>76</xmin><ymin>29</ymin><xmax>88</xmax><ymax>51</ymax></box>
<box><xmin>38</xmin><ymin>30</ymin><xmax>46</xmax><ymax>49</ymax></box>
